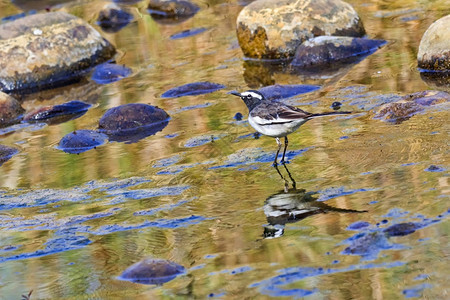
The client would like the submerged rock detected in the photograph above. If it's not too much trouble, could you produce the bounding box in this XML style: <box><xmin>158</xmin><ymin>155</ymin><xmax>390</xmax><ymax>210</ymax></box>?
<box><xmin>58</xmin><ymin>130</ymin><xmax>108</xmax><ymax>154</ymax></box>
<box><xmin>374</xmin><ymin>90</ymin><xmax>450</xmax><ymax>123</ymax></box>
<box><xmin>257</xmin><ymin>84</ymin><xmax>320</xmax><ymax>100</ymax></box>
<box><xmin>97</xmin><ymin>4</ymin><xmax>133</xmax><ymax>33</ymax></box>
<box><xmin>91</xmin><ymin>63</ymin><xmax>132</xmax><ymax>84</ymax></box>
<box><xmin>98</xmin><ymin>103</ymin><xmax>170</xmax><ymax>143</ymax></box>
<box><xmin>236</xmin><ymin>0</ymin><xmax>365</xmax><ymax>60</ymax></box>
<box><xmin>11</xmin><ymin>0</ymin><xmax>71</xmax><ymax>10</ymax></box>
<box><xmin>118</xmin><ymin>258</ymin><xmax>185</xmax><ymax>285</ymax></box>
<box><xmin>23</xmin><ymin>100</ymin><xmax>91</xmax><ymax>125</ymax></box>
<box><xmin>0</xmin><ymin>145</ymin><xmax>19</xmax><ymax>166</ymax></box>
<box><xmin>291</xmin><ymin>36</ymin><xmax>386</xmax><ymax>68</ymax></box>
<box><xmin>0</xmin><ymin>12</ymin><xmax>116</xmax><ymax>94</ymax></box>
<box><xmin>148</xmin><ymin>0</ymin><xmax>200</xmax><ymax>24</ymax></box>
<box><xmin>170</xmin><ymin>27</ymin><xmax>207</xmax><ymax>40</ymax></box>
<box><xmin>418</xmin><ymin>15</ymin><xmax>450</xmax><ymax>71</ymax></box>
<box><xmin>342</xmin><ymin>231</ymin><xmax>392</xmax><ymax>259</ymax></box>
<box><xmin>384</xmin><ymin>222</ymin><xmax>420</xmax><ymax>237</ymax></box>
<box><xmin>0</xmin><ymin>92</ymin><xmax>24</xmax><ymax>126</ymax></box>
<box><xmin>161</xmin><ymin>82</ymin><xmax>225</xmax><ymax>98</ymax></box>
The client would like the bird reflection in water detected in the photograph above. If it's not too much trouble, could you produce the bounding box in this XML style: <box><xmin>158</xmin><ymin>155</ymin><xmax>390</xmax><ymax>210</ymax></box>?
<box><xmin>264</xmin><ymin>164</ymin><xmax>367</xmax><ymax>238</ymax></box>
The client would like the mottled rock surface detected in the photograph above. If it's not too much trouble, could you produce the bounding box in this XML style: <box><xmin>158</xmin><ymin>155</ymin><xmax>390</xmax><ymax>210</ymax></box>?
<box><xmin>236</xmin><ymin>0</ymin><xmax>365</xmax><ymax>59</ymax></box>
<box><xmin>418</xmin><ymin>15</ymin><xmax>450</xmax><ymax>71</ymax></box>
<box><xmin>374</xmin><ymin>90</ymin><xmax>450</xmax><ymax>123</ymax></box>
<box><xmin>291</xmin><ymin>36</ymin><xmax>386</xmax><ymax>67</ymax></box>
<box><xmin>0</xmin><ymin>91</ymin><xmax>24</xmax><ymax>126</ymax></box>
<box><xmin>99</xmin><ymin>103</ymin><xmax>170</xmax><ymax>143</ymax></box>
<box><xmin>119</xmin><ymin>258</ymin><xmax>185</xmax><ymax>285</ymax></box>
<box><xmin>0</xmin><ymin>12</ymin><xmax>116</xmax><ymax>94</ymax></box>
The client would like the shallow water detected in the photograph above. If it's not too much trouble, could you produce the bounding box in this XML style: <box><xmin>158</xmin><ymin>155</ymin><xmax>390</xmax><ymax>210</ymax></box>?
<box><xmin>0</xmin><ymin>0</ymin><xmax>449</xmax><ymax>299</ymax></box>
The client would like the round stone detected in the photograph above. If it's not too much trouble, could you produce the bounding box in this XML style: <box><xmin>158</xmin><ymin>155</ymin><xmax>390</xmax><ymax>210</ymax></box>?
<box><xmin>119</xmin><ymin>258</ymin><xmax>185</xmax><ymax>285</ymax></box>
<box><xmin>98</xmin><ymin>103</ymin><xmax>170</xmax><ymax>143</ymax></box>
<box><xmin>99</xmin><ymin>103</ymin><xmax>169</xmax><ymax>131</ymax></box>
<box><xmin>97</xmin><ymin>4</ymin><xmax>133</xmax><ymax>33</ymax></box>
<box><xmin>236</xmin><ymin>0</ymin><xmax>365</xmax><ymax>60</ymax></box>
<box><xmin>58</xmin><ymin>130</ymin><xmax>108</xmax><ymax>154</ymax></box>
<box><xmin>0</xmin><ymin>12</ymin><xmax>116</xmax><ymax>94</ymax></box>
<box><xmin>418</xmin><ymin>15</ymin><xmax>450</xmax><ymax>71</ymax></box>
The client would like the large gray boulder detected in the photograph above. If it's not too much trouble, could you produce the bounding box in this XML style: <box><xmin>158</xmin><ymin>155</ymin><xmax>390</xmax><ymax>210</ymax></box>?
<box><xmin>236</xmin><ymin>0</ymin><xmax>365</xmax><ymax>60</ymax></box>
<box><xmin>0</xmin><ymin>12</ymin><xmax>116</xmax><ymax>94</ymax></box>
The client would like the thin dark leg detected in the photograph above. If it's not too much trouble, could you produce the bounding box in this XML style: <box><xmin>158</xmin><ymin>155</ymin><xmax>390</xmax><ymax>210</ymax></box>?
<box><xmin>283</xmin><ymin>163</ymin><xmax>296</xmax><ymax>190</ymax></box>
<box><xmin>274</xmin><ymin>163</ymin><xmax>289</xmax><ymax>192</ymax></box>
<box><xmin>273</xmin><ymin>137</ymin><xmax>282</xmax><ymax>166</ymax></box>
<box><xmin>280</xmin><ymin>136</ymin><xmax>288</xmax><ymax>164</ymax></box>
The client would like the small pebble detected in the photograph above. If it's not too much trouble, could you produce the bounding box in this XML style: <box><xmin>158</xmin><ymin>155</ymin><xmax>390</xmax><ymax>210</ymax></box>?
<box><xmin>331</xmin><ymin>101</ymin><xmax>342</xmax><ymax>110</ymax></box>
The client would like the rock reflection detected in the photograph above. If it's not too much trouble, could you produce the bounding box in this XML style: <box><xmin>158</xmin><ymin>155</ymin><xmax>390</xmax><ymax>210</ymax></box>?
<box><xmin>264</xmin><ymin>165</ymin><xmax>367</xmax><ymax>238</ymax></box>
<box><xmin>242</xmin><ymin>58</ymin><xmax>363</xmax><ymax>88</ymax></box>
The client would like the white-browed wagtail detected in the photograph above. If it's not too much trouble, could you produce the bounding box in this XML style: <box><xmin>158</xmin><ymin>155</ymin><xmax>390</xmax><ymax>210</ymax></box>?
<box><xmin>230</xmin><ymin>90</ymin><xmax>351</xmax><ymax>165</ymax></box>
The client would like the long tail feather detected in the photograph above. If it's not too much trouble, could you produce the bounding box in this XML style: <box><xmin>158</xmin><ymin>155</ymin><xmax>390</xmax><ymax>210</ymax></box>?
<box><xmin>310</xmin><ymin>111</ymin><xmax>352</xmax><ymax>118</ymax></box>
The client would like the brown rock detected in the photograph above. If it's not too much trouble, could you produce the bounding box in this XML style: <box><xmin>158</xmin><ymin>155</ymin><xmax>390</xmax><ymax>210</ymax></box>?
<box><xmin>0</xmin><ymin>12</ymin><xmax>116</xmax><ymax>94</ymax></box>
<box><xmin>0</xmin><ymin>91</ymin><xmax>24</xmax><ymax>126</ymax></box>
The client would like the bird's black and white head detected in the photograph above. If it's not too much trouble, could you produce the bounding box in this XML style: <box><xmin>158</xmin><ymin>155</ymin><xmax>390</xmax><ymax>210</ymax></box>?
<box><xmin>230</xmin><ymin>90</ymin><xmax>266</xmax><ymax>111</ymax></box>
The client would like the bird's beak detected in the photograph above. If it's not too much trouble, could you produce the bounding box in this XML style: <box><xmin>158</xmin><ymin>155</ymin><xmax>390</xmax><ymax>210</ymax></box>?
<box><xmin>228</xmin><ymin>91</ymin><xmax>242</xmax><ymax>97</ymax></box>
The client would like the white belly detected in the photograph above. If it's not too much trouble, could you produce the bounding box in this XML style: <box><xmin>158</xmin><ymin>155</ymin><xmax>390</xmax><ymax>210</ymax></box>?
<box><xmin>248</xmin><ymin>117</ymin><xmax>307</xmax><ymax>138</ymax></box>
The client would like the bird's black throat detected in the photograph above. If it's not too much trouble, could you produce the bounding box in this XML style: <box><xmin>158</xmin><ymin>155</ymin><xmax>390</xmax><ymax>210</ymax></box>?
<box><xmin>242</xmin><ymin>96</ymin><xmax>262</xmax><ymax>112</ymax></box>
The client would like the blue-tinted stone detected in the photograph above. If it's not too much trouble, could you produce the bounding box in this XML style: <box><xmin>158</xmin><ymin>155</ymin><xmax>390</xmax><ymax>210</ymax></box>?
<box><xmin>291</xmin><ymin>37</ymin><xmax>386</xmax><ymax>67</ymax></box>
<box><xmin>161</xmin><ymin>82</ymin><xmax>225</xmax><ymax>98</ymax></box>
<box><xmin>24</xmin><ymin>101</ymin><xmax>91</xmax><ymax>124</ymax></box>
<box><xmin>91</xmin><ymin>63</ymin><xmax>131</xmax><ymax>84</ymax></box>
<box><xmin>258</xmin><ymin>84</ymin><xmax>320</xmax><ymax>100</ymax></box>
<box><xmin>383</xmin><ymin>222</ymin><xmax>420</xmax><ymax>237</ymax></box>
<box><xmin>233</xmin><ymin>112</ymin><xmax>243</xmax><ymax>121</ymax></box>
<box><xmin>118</xmin><ymin>258</ymin><xmax>185</xmax><ymax>285</ymax></box>
<box><xmin>57</xmin><ymin>130</ymin><xmax>108</xmax><ymax>154</ymax></box>
<box><xmin>331</xmin><ymin>101</ymin><xmax>342</xmax><ymax>110</ymax></box>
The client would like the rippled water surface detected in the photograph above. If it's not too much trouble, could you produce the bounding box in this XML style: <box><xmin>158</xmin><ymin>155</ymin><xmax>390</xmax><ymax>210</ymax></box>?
<box><xmin>0</xmin><ymin>0</ymin><xmax>449</xmax><ymax>299</ymax></box>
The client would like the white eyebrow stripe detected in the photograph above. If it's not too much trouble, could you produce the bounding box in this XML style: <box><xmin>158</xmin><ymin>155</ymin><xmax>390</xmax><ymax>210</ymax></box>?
<box><xmin>241</xmin><ymin>91</ymin><xmax>263</xmax><ymax>100</ymax></box>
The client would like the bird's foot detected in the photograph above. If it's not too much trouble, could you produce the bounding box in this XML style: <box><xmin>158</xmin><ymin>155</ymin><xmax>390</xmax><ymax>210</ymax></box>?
<box><xmin>272</xmin><ymin>161</ymin><xmax>279</xmax><ymax>167</ymax></box>
<box><xmin>280</xmin><ymin>159</ymin><xmax>290</xmax><ymax>165</ymax></box>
